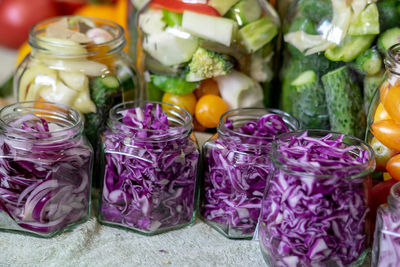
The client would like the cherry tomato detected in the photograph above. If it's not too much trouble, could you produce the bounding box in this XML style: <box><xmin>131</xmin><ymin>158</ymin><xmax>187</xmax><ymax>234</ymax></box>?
<box><xmin>0</xmin><ymin>0</ymin><xmax>58</xmax><ymax>49</ymax></box>
<box><xmin>386</xmin><ymin>154</ymin><xmax>400</xmax><ymax>181</ymax></box>
<box><xmin>370</xmin><ymin>137</ymin><xmax>397</xmax><ymax>171</ymax></box>
<box><xmin>150</xmin><ymin>0</ymin><xmax>221</xmax><ymax>16</ymax></box>
<box><xmin>371</xmin><ymin>119</ymin><xmax>400</xmax><ymax>151</ymax></box>
<box><xmin>194</xmin><ymin>79</ymin><xmax>220</xmax><ymax>99</ymax></box>
<box><xmin>382</xmin><ymin>84</ymin><xmax>400</xmax><ymax>123</ymax></box>
<box><xmin>162</xmin><ymin>92</ymin><xmax>197</xmax><ymax>116</ymax></box>
<box><xmin>374</xmin><ymin>103</ymin><xmax>391</xmax><ymax>123</ymax></box>
<box><xmin>195</xmin><ymin>95</ymin><xmax>228</xmax><ymax>128</ymax></box>
<box><xmin>380</xmin><ymin>81</ymin><xmax>390</xmax><ymax>103</ymax></box>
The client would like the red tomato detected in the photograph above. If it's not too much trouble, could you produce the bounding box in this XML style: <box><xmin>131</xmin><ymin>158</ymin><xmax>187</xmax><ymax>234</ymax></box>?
<box><xmin>371</xmin><ymin>119</ymin><xmax>400</xmax><ymax>152</ymax></box>
<box><xmin>382</xmin><ymin>84</ymin><xmax>400</xmax><ymax>123</ymax></box>
<box><xmin>386</xmin><ymin>154</ymin><xmax>400</xmax><ymax>181</ymax></box>
<box><xmin>0</xmin><ymin>0</ymin><xmax>58</xmax><ymax>49</ymax></box>
<box><xmin>150</xmin><ymin>0</ymin><xmax>221</xmax><ymax>16</ymax></box>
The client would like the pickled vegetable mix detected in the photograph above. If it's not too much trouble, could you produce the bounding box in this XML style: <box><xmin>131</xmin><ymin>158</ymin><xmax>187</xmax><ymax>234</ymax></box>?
<box><xmin>258</xmin><ymin>130</ymin><xmax>375</xmax><ymax>266</ymax></box>
<box><xmin>372</xmin><ymin>182</ymin><xmax>400</xmax><ymax>266</ymax></box>
<box><xmin>281</xmin><ymin>0</ymin><xmax>400</xmax><ymax>138</ymax></box>
<box><xmin>15</xmin><ymin>16</ymin><xmax>137</xmax><ymax>147</ymax></box>
<box><xmin>135</xmin><ymin>0</ymin><xmax>280</xmax><ymax>130</ymax></box>
<box><xmin>201</xmin><ymin>108</ymin><xmax>298</xmax><ymax>239</ymax></box>
<box><xmin>99</xmin><ymin>102</ymin><xmax>199</xmax><ymax>234</ymax></box>
<box><xmin>0</xmin><ymin>102</ymin><xmax>93</xmax><ymax>237</ymax></box>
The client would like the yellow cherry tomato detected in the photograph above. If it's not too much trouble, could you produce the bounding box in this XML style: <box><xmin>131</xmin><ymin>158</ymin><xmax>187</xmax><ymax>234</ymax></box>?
<box><xmin>374</xmin><ymin>103</ymin><xmax>391</xmax><ymax>123</ymax></box>
<box><xmin>195</xmin><ymin>95</ymin><xmax>228</xmax><ymax>128</ymax></box>
<box><xmin>162</xmin><ymin>92</ymin><xmax>197</xmax><ymax>116</ymax></box>
<box><xmin>194</xmin><ymin>79</ymin><xmax>220</xmax><ymax>99</ymax></box>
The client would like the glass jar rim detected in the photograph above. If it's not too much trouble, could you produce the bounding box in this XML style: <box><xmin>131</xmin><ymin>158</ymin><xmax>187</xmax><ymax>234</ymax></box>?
<box><xmin>385</xmin><ymin>43</ymin><xmax>400</xmax><ymax>76</ymax></box>
<box><xmin>28</xmin><ymin>16</ymin><xmax>126</xmax><ymax>57</ymax></box>
<box><xmin>108</xmin><ymin>100</ymin><xmax>193</xmax><ymax>141</ymax></box>
<box><xmin>0</xmin><ymin>101</ymin><xmax>83</xmax><ymax>141</ymax></box>
<box><xmin>217</xmin><ymin>107</ymin><xmax>300</xmax><ymax>140</ymax></box>
<box><xmin>270</xmin><ymin>129</ymin><xmax>376</xmax><ymax>180</ymax></box>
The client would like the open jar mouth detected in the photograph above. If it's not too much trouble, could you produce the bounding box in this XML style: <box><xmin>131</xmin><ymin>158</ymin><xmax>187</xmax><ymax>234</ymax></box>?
<box><xmin>28</xmin><ymin>16</ymin><xmax>126</xmax><ymax>57</ymax></box>
<box><xmin>271</xmin><ymin>129</ymin><xmax>376</xmax><ymax>180</ymax></box>
<box><xmin>0</xmin><ymin>101</ymin><xmax>82</xmax><ymax>141</ymax></box>
<box><xmin>385</xmin><ymin>43</ymin><xmax>400</xmax><ymax>76</ymax></box>
<box><xmin>217</xmin><ymin>107</ymin><xmax>300</xmax><ymax>140</ymax></box>
<box><xmin>108</xmin><ymin>100</ymin><xmax>193</xmax><ymax>142</ymax></box>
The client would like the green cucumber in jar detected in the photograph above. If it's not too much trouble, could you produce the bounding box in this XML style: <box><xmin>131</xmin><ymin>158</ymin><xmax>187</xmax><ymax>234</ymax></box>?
<box><xmin>208</xmin><ymin>0</ymin><xmax>240</xmax><ymax>16</ymax></box>
<box><xmin>286</xmin><ymin>16</ymin><xmax>317</xmax><ymax>58</ymax></box>
<box><xmin>324</xmin><ymin>35</ymin><xmax>376</xmax><ymax>62</ymax></box>
<box><xmin>354</xmin><ymin>48</ymin><xmax>382</xmax><ymax>76</ymax></box>
<box><xmin>377</xmin><ymin>27</ymin><xmax>400</xmax><ymax>52</ymax></box>
<box><xmin>238</xmin><ymin>17</ymin><xmax>278</xmax><ymax>53</ymax></box>
<box><xmin>92</xmin><ymin>75</ymin><xmax>120</xmax><ymax>107</ymax></box>
<box><xmin>291</xmin><ymin>70</ymin><xmax>329</xmax><ymax>129</ymax></box>
<box><xmin>226</xmin><ymin>0</ymin><xmax>262</xmax><ymax>26</ymax></box>
<box><xmin>321</xmin><ymin>66</ymin><xmax>365</xmax><ymax>138</ymax></box>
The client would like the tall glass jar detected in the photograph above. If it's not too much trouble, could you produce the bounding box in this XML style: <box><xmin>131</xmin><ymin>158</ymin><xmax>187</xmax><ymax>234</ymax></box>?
<box><xmin>279</xmin><ymin>0</ymin><xmax>400</xmax><ymax>137</ymax></box>
<box><xmin>134</xmin><ymin>0</ymin><xmax>280</xmax><ymax>131</ymax></box>
<box><xmin>98</xmin><ymin>100</ymin><xmax>199</xmax><ymax>235</ymax></box>
<box><xmin>258</xmin><ymin>130</ymin><xmax>375</xmax><ymax>266</ymax></box>
<box><xmin>200</xmin><ymin>108</ymin><xmax>299</xmax><ymax>239</ymax></box>
<box><xmin>14</xmin><ymin>16</ymin><xmax>139</xmax><ymax>148</ymax></box>
<box><xmin>372</xmin><ymin>182</ymin><xmax>400</xmax><ymax>266</ymax></box>
<box><xmin>0</xmin><ymin>101</ymin><xmax>93</xmax><ymax>237</ymax></box>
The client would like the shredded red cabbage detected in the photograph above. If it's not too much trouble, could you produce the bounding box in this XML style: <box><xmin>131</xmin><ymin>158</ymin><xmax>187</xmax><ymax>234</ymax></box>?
<box><xmin>372</xmin><ymin>182</ymin><xmax>400</xmax><ymax>266</ymax></box>
<box><xmin>201</xmin><ymin>113</ymin><xmax>291</xmax><ymax>238</ymax></box>
<box><xmin>259</xmin><ymin>131</ymin><xmax>373</xmax><ymax>266</ymax></box>
<box><xmin>100</xmin><ymin>103</ymin><xmax>199</xmax><ymax>233</ymax></box>
<box><xmin>0</xmin><ymin>114</ymin><xmax>92</xmax><ymax>234</ymax></box>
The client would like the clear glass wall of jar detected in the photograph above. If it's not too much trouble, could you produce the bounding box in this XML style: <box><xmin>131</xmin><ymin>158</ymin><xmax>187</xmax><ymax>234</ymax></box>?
<box><xmin>372</xmin><ymin>182</ymin><xmax>400</xmax><ymax>266</ymax></box>
<box><xmin>258</xmin><ymin>130</ymin><xmax>375</xmax><ymax>266</ymax></box>
<box><xmin>0</xmin><ymin>101</ymin><xmax>93</xmax><ymax>237</ymax></box>
<box><xmin>98</xmin><ymin>100</ymin><xmax>199</xmax><ymax>235</ymax></box>
<box><xmin>14</xmin><ymin>16</ymin><xmax>139</xmax><ymax>149</ymax></box>
<box><xmin>134</xmin><ymin>0</ymin><xmax>280</xmax><ymax>131</ymax></box>
<box><xmin>200</xmin><ymin>108</ymin><xmax>299</xmax><ymax>239</ymax></box>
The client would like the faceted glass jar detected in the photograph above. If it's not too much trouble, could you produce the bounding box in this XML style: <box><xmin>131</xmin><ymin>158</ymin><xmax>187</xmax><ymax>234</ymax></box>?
<box><xmin>134</xmin><ymin>0</ymin><xmax>280</xmax><ymax>131</ymax></box>
<box><xmin>0</xmin><ymin>101</ymin><xmax>93</xmax><ymax>237</ymax></box>
<box><xmin>98</xmin><ymin>100</ymin><xmax>200</xmax><ymax>235</ymax></box>
<box><xmin>200</xmin><ymin>107</ymin><xmax>299</xmax><ymax>239</ymax></box>
<box><xmin>372</xmin><ymin>182</ymin><xmax>400</xmax><ymax>266</ymax></box>
<box><xmin>366</xmin><ymin>43</ymin><xmax>400</xmax><ymax>179</ymax></box>
<box><xmin>14</xmin><ymin>16</ymin><xmax>139</xmax><ymax>149</ymax></box>
<box><xmin>258</xmin><ymin>130</ymin><xmax>375</xmax><ymax>266</ymax></box>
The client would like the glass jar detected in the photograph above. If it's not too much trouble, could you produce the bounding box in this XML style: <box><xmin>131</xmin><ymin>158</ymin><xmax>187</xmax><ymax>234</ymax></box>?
<box><xmin>98</xmin><ymin>100</ymin><xmax>199</xmax><ymax>235</ymax></box>
<box><xmin>279</xmin><ymin>0</ymin><xmax>395</xmax><ymax>137</ymax></box>
<box><xmin>0</xmin><ymin>101</ymin><xmax>93</xmax><ymax>237</ymax></box>
<box><xmin>372</xmin><ymin>182</ymin><xmax>400</xmax><ymax>266</ymax></box>
<box><xmin>134</xmin><ymin>0</ymin><xmax>280</xmax><ymax>131</ymax></box>
<box><xmin>258</xmin><ymin>130</ymin><xmax>375</xmax><ymax>266</ymax></box>
<box><xmin>200</xmin><ymin>107</ymin><xmax>299</xmax><ymax>239</ymax></box>
<box><xmin>14</xmin><ymin>16</ymin><xmax>139</xmax><ymax>148</ymax></box>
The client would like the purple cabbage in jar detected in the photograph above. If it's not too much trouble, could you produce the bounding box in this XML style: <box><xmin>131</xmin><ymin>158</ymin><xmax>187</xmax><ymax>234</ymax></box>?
<box><xmin>259</xmin><ymin>131</ymin><xmax>374</xmax><ymax>266</ymax></box>
<box><xmin>372</xmin><ymin>182</ymin><xmax>400</xmax><ymax>267</ymax></box>
<box><xmin>0</xmin><ymin>113</ymin><xmax>92</xmax><ymax>235</ymax></box>
<box><xmin>100</xmin><ymin>103</ymin><xmax>199</xmax><ymax>233</ymax></box>
<box><xmin>201</xmin><ymin>111</ymin><xmax>293</xmax><ymax>238</ymax></box>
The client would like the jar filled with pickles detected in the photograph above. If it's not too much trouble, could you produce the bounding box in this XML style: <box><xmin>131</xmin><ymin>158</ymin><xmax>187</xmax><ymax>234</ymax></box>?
<box><xmin>134</xmin><ymin>0</ymin><xmax>280</xmax><ymax>130</ymax></box>
<box><xmin>15</xmin><ymin>16</ymin><xmax>139</xmax><ymax>148</ymax></box>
